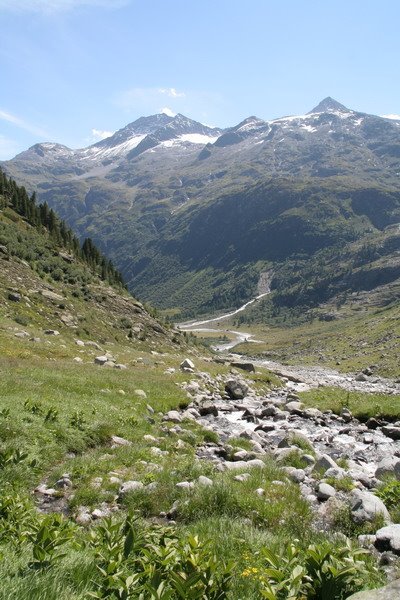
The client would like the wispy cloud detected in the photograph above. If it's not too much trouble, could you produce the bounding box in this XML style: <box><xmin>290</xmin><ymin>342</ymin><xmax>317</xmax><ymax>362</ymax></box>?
<box><xmin>381</xmin><ymin>114</ymin><xmax>400</xmax><ymax>120</ymax></box>
<box><xmin>158</xmin><ymin>88</ymin><xmax>186</xmax><ymax>99</ymax></box>
<box><xmin>115</xmin><ymin>87</ymin><xmax>186</xmax><ymax>111</ymax></box>
<box><xmin>0</xmin><ymin>108</ymin><xmax>48</xmax><ymax>137</ymax></box>
<box><xmin>114</xmin><ymin>85</ymin><xmax>224</xmax><ymax>124</ymax></box>
<box><xmin>0</xmin><ymin>134</ymin><xmax>20</xmax><ymax>160</ymax></box>
<box><xmin>0</xmin><ymin>0</ymin><xmax>130</xmax><ymax>13</ymax></box>
<box><xmin>161</xmin><ymin>107</ymin><xmax>176</xmax><ymax>117</ymax></box>
<box><xmin>91</xmin><ymin>128</ymin><xmax>114</xmax><ymax>141</ymax></box>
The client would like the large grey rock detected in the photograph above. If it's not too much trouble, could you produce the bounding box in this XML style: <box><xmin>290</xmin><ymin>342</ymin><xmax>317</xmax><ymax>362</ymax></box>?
<box><xmin>317</xmin><ymin>482</ymin><xmax>336</xmax><ymax>501</ymax></box>
<box><xmin>314</xmin><ymin>454</ymin><xmax>339</xmax><ymax>474</ymax></box>
<box><xmin>347</xmin><ymin>579</ymin><xmax>400</xmax><ymax>599</ymax></box>
<box><xmin>118</xmin><ymin>481</ymin><xmax>144</xmax><ymax>497</ymax></box>
<box><xmin>8</xmin><ymin>292</ymin><xmax>21</xmax><ymax>302</ymax></box>
<box><xmin>281</xmin><ymin>466</ymin><xmax>306</xmax><ymax>483</ymax></box>
<box><xmin>382</xmin><ymin>426</ymin><xmax>400</xmax><ymax>441</ymax></box>
<box><xmin>111</xmin><ymin>435</ymin><xmax>132</xmax><ymax>447</ymax></box>
<box><xmin>375</xmin><ymin>524</ymin><xmax>400</xmax><ymax>554</ymax></box>
<box><xmin>176</xmin><ymin>481</ymin><xmax>194</xmax><ymax>489</ymax></box>
<box><xmin>94</xmin><ymin>355</ymin><xmax>109</xmax><ymax>365</ymax></box>
<box><xmin>375</xmin><ymin>457</ymin><xmax>400</xmax><ymax>480</ymax></box>
<box><xmin>41</xmin><ymin>290</ymin><xmax>64</xmax><ymax>301</ymax></box>
<box><xmin>230</xmin><ymin>361</ymin><xmax>255</xmax><ymax>373</ymax></box>
<box><xmin>198</xmin><ymin>476</ymin><xmax>213</xmax><ymax>486</ymax></box>
<box><xmin>351</xmin><ymin>490</ymin><xmax>391</xmax><ymax>524</ymax></box>
<box><xmin>225</xmin><ymin>379</ymin><xmax>249</xmax><ymax>400</ymax></box>
<box><xmin>198</xmin><ymin>401</ymin><xmax>218</xmax><ymax>417</ymax></box>
<box><xmin>180</xmin><ymin>358</ymin><xmax>195</xmax><ymax>370</ymax></box>
<box><xmin>284</xmin><ymin>401</ymin><xmax>304</xmax><ymax>413</ymax></box>
<box><xmin>233</xmin><ymin>450</ymin><xmax>254</xmax><ymax>462</ymax></box>
<box><xmin>162</xmin><ymin>410</ymin><xmax>182</xmax><ymax>423</ymax></box>
<box><xmin>222</xmin><ymin>459</ymin><xmax>265</xmax><ymax>471</ymax></box>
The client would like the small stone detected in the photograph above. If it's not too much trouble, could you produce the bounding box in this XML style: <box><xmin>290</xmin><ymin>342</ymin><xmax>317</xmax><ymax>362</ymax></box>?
<box><xmin>162</xmin><ymin>410</ymin><xmax>182</xmax><ymax>423</ymax></box>
<box><xmin>44</xmin><ymin>330</ymin><xmax>60</xmax><ymax>336</ymax></box>
<box><xmin>234</xmin><ymin>473</ymin><xmax>251</xmax><ymax>482</ymax></box>
<box><xmin>134</xmin><ymin>389</ymin><xmax>147</xmax><ymax>398</ymax></box>
<box><xmin>143</xmin><ymin>434</ymin><xmax>158</xmax><ymax>443</ymax></box>
<box><xmin>223</xmin><ymin>459</ymin><xmax>265</xmax><ymax>471</ymax></box>
<box><xmin>118</xmin><ymin>481</ymin><xmax>144</xmax><ymax>497</ymax></box>
<box><xmin>8</xmin><ymin>292</ymin><xmax>21</xmax><ymax>302</ymax></box>
<box><xmin>284</xmin><ymin>401</ymin><xmax>303</xmax><ymax>412</ymax></box>
<box><xmin>92</xmin><ymin>508</ymin><xmax>110</xmax><ymax>519</ymax></box>
<box><xmin>355</xmin><ymin>373</ymin><xmax>368</xmax><ymax>382</ymax></box>
<box><xmin>55</xmin><ymin>477</ymin><xmax>72</xmax><ymax>489</ymax></box>
<box><xmin>94</xmin><ymin>355</ymin><xmax>109</xmax><ymax>365</ymax></box>
<box><xmin>176</xmin><ymin>481</ymin><xmax>194</xmax><ymax>489</ymax></box>
<box><xmin>198</xmin><ymin>476</ymin><xmax>213</xmax><ymax>486</ymax></box>
<box><xmin>111</xmin><ymin>435</ymin><xmax>132</xmax><ymax>447</ymax></box>
<box><xmin>75</xmin><ymin>508</ymin><xmax>92</xmax><ymax>525</ymax></box>
<box><xmin>358</xmin><ymin>534</ymin><xmax>376</xmax><ymax>548</ymax></box>
<box><xmin>255</xmin><ymin>488</ymin><xmax>265</xmax><ymax>496</ymax></box>
<box><xmin>73</xmin><ymin>357</ymin><xmax>83</xmax><ymax>363</ymax></box>
<box><xmin>75</xmin><ymin>340</ymin><xmax>85</xmax><ymax>347</ymax></box>
<box><xmin>232</xmin><ymin>450</ymin><xmax>253</xmax><ymax>461</ymax></box>
<box><xmin>109</xmin><ymin>477</ymin><xmax>122</xmax><ymax>485</ymax></box>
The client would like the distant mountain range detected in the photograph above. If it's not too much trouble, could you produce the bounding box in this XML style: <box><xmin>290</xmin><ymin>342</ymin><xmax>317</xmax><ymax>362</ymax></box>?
<box><xmin>2</xmin><ymin>98</ymin><xmax>400</xmax><ymax>319</ymax></box>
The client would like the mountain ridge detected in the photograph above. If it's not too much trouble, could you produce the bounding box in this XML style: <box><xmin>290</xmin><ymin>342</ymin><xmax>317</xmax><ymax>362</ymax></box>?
<box><xmin>2</xmin><ymin>97</ymin><xmax>400</xmax><ymax>319</ymax></box>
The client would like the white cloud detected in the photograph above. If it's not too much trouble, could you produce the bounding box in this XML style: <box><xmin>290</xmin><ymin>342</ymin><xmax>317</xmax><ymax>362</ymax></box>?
<box><xmin>0</xmin><ymin>134</ymin><xmax>20</xmax><ymax>160</ymax></box>
<box><xmin>160</xmin><ymin>107</ymin><xmax>176</xmax><ymax>117</ymax></box>
<box><xmin>158</xmin><ymin>88</ymin><xmax>186</xmax><ymax>99</ymax></box>
<box><xmin>0</xmin><ymin>108</ymin><xmax>48</xmax><ymax>137</ymax></box>
<box><xmin>381</xmin><ymin>114</ymin><xmax>400</xmax><ymax>120</ymax></box>
<box><xmin>0</xmin><ymin>0</ymin><xmax>129</xmax><ymax>13</ymax></box>
<box><xmin>91</xmin><ymin>128</ymin><xmax>114</xmax><ymax>141</ymax></box>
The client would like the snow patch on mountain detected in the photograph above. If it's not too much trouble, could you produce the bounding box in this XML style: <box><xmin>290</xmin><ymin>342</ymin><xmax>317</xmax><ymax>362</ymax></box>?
<box><xmin>80</xmin><ymin>135</ymin><xmax>146</xmax><ymax>160</ymax></box>
<box><xmin>160</xmin><ymin>134</ymin><xmax>219</xmax><ymax>148</ymax></box>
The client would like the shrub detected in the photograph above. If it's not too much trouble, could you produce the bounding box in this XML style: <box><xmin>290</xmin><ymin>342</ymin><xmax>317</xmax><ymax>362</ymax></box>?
<box><xmin>243</xmin><ymin>539</ymin><xmax>379</xmax><ymax>599</ymax></box>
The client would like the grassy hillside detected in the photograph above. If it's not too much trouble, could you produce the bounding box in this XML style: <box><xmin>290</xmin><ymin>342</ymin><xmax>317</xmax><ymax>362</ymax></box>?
<box><xmin>0</xmin><ymin>178</ymin><xmax>392</xmax><ymax>599</ymax></box>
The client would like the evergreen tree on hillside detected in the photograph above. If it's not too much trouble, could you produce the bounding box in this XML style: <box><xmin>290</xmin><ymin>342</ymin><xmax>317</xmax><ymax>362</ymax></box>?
<box><xmin>0</xmin><ymin>168</ymin><xmax>126</xmax><ymax>288</ymax></box>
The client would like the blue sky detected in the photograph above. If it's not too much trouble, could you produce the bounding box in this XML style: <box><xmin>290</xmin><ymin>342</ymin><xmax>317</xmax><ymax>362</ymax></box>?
<box><xmin>0</xmin><ymin>0</ymin><xmax>399</xmax><ymax>159</ymax></box>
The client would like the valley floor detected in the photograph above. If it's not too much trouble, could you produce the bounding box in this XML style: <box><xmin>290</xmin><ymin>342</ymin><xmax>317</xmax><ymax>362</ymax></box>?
<box><xmin>1</xmin><ymin>293</ymin><xmax>400</xmax><ymax>598</ymax></box>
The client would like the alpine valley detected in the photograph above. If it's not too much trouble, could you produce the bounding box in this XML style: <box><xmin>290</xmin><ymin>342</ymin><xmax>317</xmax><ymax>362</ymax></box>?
<box><xmin>2</xmin><ymin>97</ymin><xmax>400</xmax><ymax>321</ymax></box>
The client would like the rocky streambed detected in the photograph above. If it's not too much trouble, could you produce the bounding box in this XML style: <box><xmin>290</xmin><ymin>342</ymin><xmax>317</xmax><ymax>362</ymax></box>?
<box><xmin>174</xmin><ymin>358</ymin><xmax>400</xmax><ymax>567</ymax></box>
